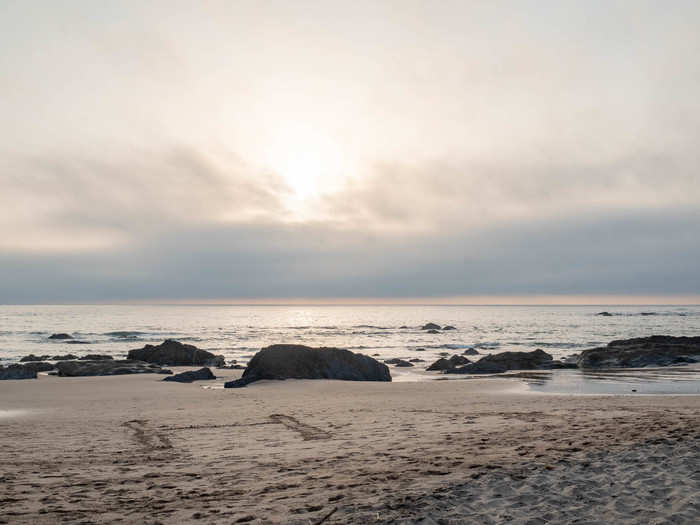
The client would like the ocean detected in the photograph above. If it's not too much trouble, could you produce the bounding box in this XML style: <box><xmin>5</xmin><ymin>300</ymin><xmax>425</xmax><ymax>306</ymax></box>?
<box><xmin>0</xmin><ymin>304</ymin><xmax>698</xmax><ymax>367</ymax></box>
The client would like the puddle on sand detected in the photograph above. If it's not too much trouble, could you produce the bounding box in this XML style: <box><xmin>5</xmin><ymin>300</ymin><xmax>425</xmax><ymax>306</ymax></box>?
<box><xmin>522</xmin><ymin>365</ymin><xmax>700</xmax><ymax>395</ymax></box>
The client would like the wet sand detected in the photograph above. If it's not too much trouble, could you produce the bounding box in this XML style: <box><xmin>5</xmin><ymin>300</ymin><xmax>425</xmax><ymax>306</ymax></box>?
<box><xmin>1</xmin><ymin>370</ymin><xmax>699</xmax><ymax>524</ymax></box>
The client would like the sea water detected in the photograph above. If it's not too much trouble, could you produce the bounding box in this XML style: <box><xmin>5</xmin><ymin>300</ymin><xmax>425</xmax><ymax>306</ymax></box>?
<box><xmin>1</xmin><ymin>304</ymin><xmax>699</xmax><ymax>391</ymax></box>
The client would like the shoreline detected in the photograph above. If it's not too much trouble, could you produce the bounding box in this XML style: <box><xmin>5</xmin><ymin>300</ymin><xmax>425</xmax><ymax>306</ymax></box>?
<box><xmin>1</xmin><ymin>371</ymin><xmax>699</xmax><ymax>523</ymax></box>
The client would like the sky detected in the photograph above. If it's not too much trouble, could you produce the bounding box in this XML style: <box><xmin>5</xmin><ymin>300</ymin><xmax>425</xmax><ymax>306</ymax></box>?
<box><xmin>1</xmin><ymin>0</ymin><xmax>700</xmax><ymax>304</ymax></box>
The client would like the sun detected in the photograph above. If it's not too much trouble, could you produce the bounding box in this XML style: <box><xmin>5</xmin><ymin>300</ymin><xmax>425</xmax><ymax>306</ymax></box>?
<box><xmin>264</xmin><ymin>124</ymin><xmax>348</xmax><ymax>204</ymax></box>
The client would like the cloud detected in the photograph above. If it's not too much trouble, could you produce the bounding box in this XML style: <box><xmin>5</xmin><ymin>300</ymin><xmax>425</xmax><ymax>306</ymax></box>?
<box><xmin>0</xmin><ymin>147</ymin><xmax>291</xmax><ymax>252</ymax></box>
<box><xmin>2</xmin><ymin>207</ymin><xmax>699</xmax><ymax>303</ymax></box>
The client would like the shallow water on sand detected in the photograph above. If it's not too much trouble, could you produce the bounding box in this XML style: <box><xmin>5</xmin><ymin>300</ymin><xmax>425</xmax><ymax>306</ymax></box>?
<box><xmin>1</xmin><ymin>304</ymin><xmax>699</xmax><ymax>385</ymax></box>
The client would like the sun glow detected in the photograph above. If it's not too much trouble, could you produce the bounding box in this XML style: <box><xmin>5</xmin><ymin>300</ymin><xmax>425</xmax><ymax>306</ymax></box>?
<box><xmin>264</xmin><ymin>124</ymin><xmax>350</xmax><ymax>207</ymax></box>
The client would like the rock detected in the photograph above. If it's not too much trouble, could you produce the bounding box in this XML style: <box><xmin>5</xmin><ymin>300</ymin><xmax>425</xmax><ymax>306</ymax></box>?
<box><xmin>413</xmin><ymin>348</ymin><xmax>426</xmax><ymax>352</ymax></box>
<box><xmin>427</xmin><ymin>329</ymin><xmax>440</xmax><ymax>334</ymax></box>
<box><xmin>421</xmin><ymin>323</ymin><xmax>441</xmax><ymax>330</ymax></box>
<box><xmin>49</xmin><ymin>333</ymin><xmax>73</xmax><ymax>339</ymax></box>
<box><xmin>19</xmin><ymin>361</ymin><xmax>55</xmax><ymax>373</ymax></box>
<box><xmin>577</xmin><ymin>335</ymin><xmax>700</xmax><ymax>368</ymax></box>
<box><xmin>78</xmin><ymin>354</ymin><xmax>113</xmax><ymax>361</ymax></box>
<box><xmin>463</xmin><ymin>348</ymin><xmax>480</xmax><ymax>355</ymax></box>
<box><xmin>65</xmin><ymin>340</ymin><xmax>91</xmax><ymax>345</ymax></box>
<box><xmin>442</xmin><ymin>326</ymin><xmax>456</xmax><ymax>330</ymax></box>
<box><xmin>449</xmin><ymin>355</ymin><xmax>470</xmax><ymax>366</ymax></box>
<box><xmin>51</xmin><ymin>354</ymin><xmax>79</xmax><ymax>361</ymax></box>
<box><xmin>427</xmin><ymin>354</ymin><xmax>470</xmax><ymax>371</ymax></box>
<box><xmin>127</xmin><ymin>339</ymin><xmax>225</xmax><ymax>366</ymax></box>
<box><xmin>426</xmin><ymin>358</ymin><xmax>452</xmax><ymax>371</ymax></box>
<box><xmin>163</xmin><ymin>367</ymin><xmax>216</xmax><ymax>383</ymax></box>
<box><xmin>596</xmin><ymin>312</ymin><xmax>614</xmax><ymax>316</ymax></box>
<box><xmin>55</xmin><ymin>360</ymin><xmax>168</xmax><ymax>377</ymax></box>
<box><xmin>0</xmin><ymin>364</ymin><xmax>38</xmax><ymax>380</ymax></box>
<box><xmin>224</xmin><ymin>344</ymin><xmax>391</xmax><ymax>388</ymax></box>
<box><xmin>399</xmin><ymin>325</ymin><xmax>409</xmax><ymax>329</ymax></box>
<box><xmin>409</xmin><ymin>358</ymin><xmax>425</xmax><ymax>363</ymax></box>
<box><xmin>446</xmin><ymin>349</ymin><xmax>554</xmax><ymax>374</ymax></box>
<box><xmin>394</xmin><ymin>360</ymin><xmax>414</xmax><ymax>367</ymax></box>
<box><xmin>20</xmin><ymin>354</ymin><xmax>51</xmax><ymax>362</ymax></box>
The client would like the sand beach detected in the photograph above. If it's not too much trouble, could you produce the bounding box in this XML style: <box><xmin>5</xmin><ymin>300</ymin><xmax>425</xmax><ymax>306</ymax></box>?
<box><xmin>1</xmin><ymin>370</ymin><xmax>698</xmax><ymax>524</ymax></box>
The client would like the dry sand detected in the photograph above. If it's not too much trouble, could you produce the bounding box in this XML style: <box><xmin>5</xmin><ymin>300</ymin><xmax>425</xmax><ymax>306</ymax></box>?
<box><xmin>1</xmin><ymin>369</ymin><xmax>699</xmax><ymax>524</ymax></box>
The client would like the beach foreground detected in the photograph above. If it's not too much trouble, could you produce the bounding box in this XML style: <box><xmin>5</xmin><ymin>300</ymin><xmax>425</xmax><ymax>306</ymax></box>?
<box><xmin>1</xmin><ymin>371</ymin><xmax>699</xmax><ymax>524</ymax></box>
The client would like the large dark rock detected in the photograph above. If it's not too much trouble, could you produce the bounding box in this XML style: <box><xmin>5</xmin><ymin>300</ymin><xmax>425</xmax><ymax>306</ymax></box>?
<box><xmin>20</xmin><ymin>354</ymin><xmax>51</xmax><ymax>362</ymax></box>
<box><xmin>463</xmin><ymin>348</ymin><xmax>480</xmax><ymax>356</ymax></box>
<box><xmin>577</xmin><ymin>335</ymin><xmax>700</xmax><ymax>368</ymax></box>
<box><xmin>421</xmin><ymin>323</ymin><xmax>441</xmax><ymax>330</ymax></box>
<box><xmin>127</xmin><ymin>340</ymin><xmax>225</xmax><ymax>367</ymax></box>
<box><xmin>447</xmin><ymin>349</ymin><xmax>554</xmax><ymax>374</ymax></box>
<box><xmin>49</xmin><ymin>333</ymin><xmax>73</xmax><ymax>340</ymax></box>
<box><xmin>0</xmin><ymin>364</ymin><xmax>38</xmax><ymax>380</ymax></box>
<box><xmin>55</xmin><ymin>359</ymin><xmax>169</xmax><ymax>377</ymax></box>
<box><xmin>163</xmin><ymin>367</ymin><xmax>216</xmax><ymax>383</ymax></box>
<box><xmin>224</xmin><ymin>344</ymin><xmax>391</xmax><ymax>388</ymax></box>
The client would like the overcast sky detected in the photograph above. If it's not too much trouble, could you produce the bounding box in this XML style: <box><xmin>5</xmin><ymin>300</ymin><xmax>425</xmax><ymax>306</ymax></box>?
<box><xmin>1</xmin><ymin>1</ymin><xmax>700</xmax><ymax>303</ymax></box>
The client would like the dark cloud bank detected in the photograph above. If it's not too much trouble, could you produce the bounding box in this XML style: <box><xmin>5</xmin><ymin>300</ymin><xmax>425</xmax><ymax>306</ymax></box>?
<box><xmin>2</xmin><ymin>207</ymin><xmax>699</xmax><ymax>303</ymax></box>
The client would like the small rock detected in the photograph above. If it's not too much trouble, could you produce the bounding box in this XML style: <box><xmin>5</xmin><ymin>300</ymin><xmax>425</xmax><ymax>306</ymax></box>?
<box><xmin>463</xmin><ymin>348</ymin><xmax>480</xmax><ymax>355</ymax></box>
<box><xmin>48</xmin><ymin>333</ymin><xmax>73</xmax><ymax>340</ymax></box>
<box><xmin>79</xmin><ymin>354</ymin><xmax>113</xmax><ymax>361</ymax></box>
<box><xmin>163</xmin><ymin>367</ymin><xmax>216</xmax><ymax>383</ymax></box>
<box><xmin>442</xmin><ymin>326</ymin><xmax>456</xmax><ymax>330</ymax></box>
<box><xmin>421</xmin><ymin>323</ymin><xmax>441</xmax><ymax>330</ymax></box>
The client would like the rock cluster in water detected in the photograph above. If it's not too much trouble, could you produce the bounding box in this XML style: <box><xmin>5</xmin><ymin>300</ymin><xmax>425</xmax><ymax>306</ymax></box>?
<box><xmin>577</xmin><ymin>335</ymin><xmax>700</xmax><ymax>368</ymax></box>
<box><xmin>55</xmin><ymin>359</ymin><xmax>172</xmax><ymax>377</ymax></box>
<box><xmin>128</xmin><ymin>339</ymin><xmax>225</xmax><ymax>367</ymax></box>
<box><xmin>224</xmin><ymin>344</ymin><xmax>391</xmax><ymax>388</ymax></box>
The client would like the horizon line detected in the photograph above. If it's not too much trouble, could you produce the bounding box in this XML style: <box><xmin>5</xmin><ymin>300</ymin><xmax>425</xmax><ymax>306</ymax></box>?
<box><xmin>3</xmin><ymin>294</ymin><xmax>700</xmax><ymax>306</ymax></box>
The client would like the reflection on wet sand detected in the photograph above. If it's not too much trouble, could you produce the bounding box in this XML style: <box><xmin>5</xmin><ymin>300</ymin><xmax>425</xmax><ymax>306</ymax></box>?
<box><xmin>521</xmin><ymin>365</ymin><xmax>700</xmax><ymax>395</ymax></box>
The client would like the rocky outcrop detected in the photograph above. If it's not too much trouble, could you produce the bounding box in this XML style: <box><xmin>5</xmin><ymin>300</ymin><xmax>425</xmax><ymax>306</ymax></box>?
<box><xmin>577</xmin><ymin>335</ymin><xmax>700</xmax><ymax>368</ymax></box>
<box><xmin>421</xmin><ymin>323</ymin><xmax>441</xmax><ymax>330</ymax></box>
<box><xmin>426</xmin><ymin>355</ymin><xmax>470</xmax><ymax>371</ymax></box>
<box><xmin>0</xmin><ymin>364</ymin><xmax>38</xmax><ymax>380</ymax></box>
<box><xmin>51</xmin><ymin>354</ymin><xmax>79</xmax><ymax>361</ymax></box>
<box><xmin>78</xmin><ymin>354</ymin><xmax>113</xmax><ymax>361</ymax></box>
<box><xmin>224</xmin><ymin>344</ymin><xmax>391</xmax><ymax>388</ymax></box>
<box><xmin>20</xmin><ymin>354</ymin><xmax>51</xmax><ymax>362</ymax></box>
<box><xmin>127</xmin><ymin>340</ymin><xmax>225</xmax><ymax>367</ymax></box>
<box><xmin>446</xmin><ymin>349</ymin><xmax>556</xmax><ymax>374</ymax></box>
<box><xmin>384</xmin><ymin>358</ymin><xmax>414</xmax><ymax>367</ymax></box>
<box><xmin>463</xmin><ymin>348</ymin><xmax>480</xmax><ymax>355</ymax></box>
<box><xmin>19</xmin><ymin>361</ymin><xmax>55</xmax><ymax>373</ymax></box>
<box><xmin>49</xmin><ymin>333</ymin><xmax>73</xmax><ymax>339</ymax></box>
<box><xmin>163</xmin><ymin>367</ymin><xmax>216</xmax><ymax>383</ymax></box>
<box><xmin>55</xmin><ymin>360</ymin><xmax>171</xmax><ymax>377</ymax></box>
